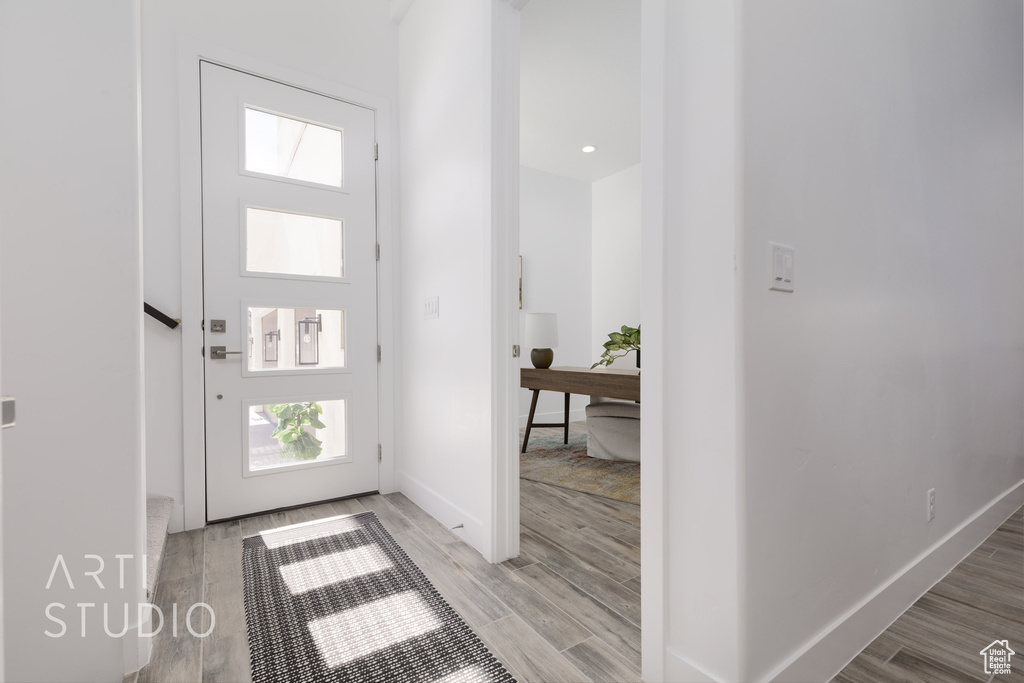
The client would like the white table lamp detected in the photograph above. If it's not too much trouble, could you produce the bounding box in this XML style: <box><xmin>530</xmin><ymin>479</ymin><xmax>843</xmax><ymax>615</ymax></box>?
<box><xmin>526</xmin><ymin>312</ymin><xmax>559</xmax><ymax>369</ymax></box>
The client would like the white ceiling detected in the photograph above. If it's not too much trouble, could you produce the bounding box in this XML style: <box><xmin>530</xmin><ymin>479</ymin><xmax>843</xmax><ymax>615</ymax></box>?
<box><xmin>520</xmin><ymin>0</ymin><xmax>641</xmax><ymax>183</ymax></box>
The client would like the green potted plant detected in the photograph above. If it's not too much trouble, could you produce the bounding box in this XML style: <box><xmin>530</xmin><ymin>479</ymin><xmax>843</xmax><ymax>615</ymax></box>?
<box><xmin>268</xmin><ymin>402</ymin><xmax>327</xmax><ymax>460</ymax></box>
<box><xmin>592</xmin><ymin>324</ymin><xmax>641</xmax><ymax>368</ymax></box>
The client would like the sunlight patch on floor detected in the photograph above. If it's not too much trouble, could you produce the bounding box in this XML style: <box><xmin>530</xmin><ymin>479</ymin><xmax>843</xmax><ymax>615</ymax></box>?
<box><xmin>432</xmin><ymin>665</ymin><xmax>489</xmax><ymax>682</ymax></box>
<box><xmin>279</xmin><ymin>544</ymin><xmax>392</xmax><ymax>595</ymax></box>
<box><xmin>259</xmin><ymin>518</ymin><xmax>365</xmax><ymax>549</ymax></box>
<box><xmin>308</xmin><ymin>590</ymin><xmax>442</xmax><ymax>668</ymax></box>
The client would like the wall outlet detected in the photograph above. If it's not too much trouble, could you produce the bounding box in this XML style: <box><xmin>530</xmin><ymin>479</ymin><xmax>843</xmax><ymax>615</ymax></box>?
<box><xmin>926</xmin><ymin>488</ymin><xmax>936</xmax><ymax>522</ymax></box>
<box><xmin>424</xmin><ymin>296</ymin><xmax>439</xmax><ymax>320</ymax></box>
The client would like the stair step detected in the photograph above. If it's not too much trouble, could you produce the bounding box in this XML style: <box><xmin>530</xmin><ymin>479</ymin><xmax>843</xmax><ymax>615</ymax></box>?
<box><xmin>146</xmin><ymin>495</ymin><xmax>174</xmax><ymax>600</ymax></box>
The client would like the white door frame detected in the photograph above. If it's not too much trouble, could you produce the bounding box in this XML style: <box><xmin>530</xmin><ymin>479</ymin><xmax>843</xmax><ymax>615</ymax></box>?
<box><xmin>638</xmin><ymin>3</ymin><xmax>668</xmax><ymax>680</ymax></box>
<box><xmin>490</xmin><ymin>0</ymin><xmax>524</xmax><ymax>566</ymax></box>
<box><xmin>177</xmin><ymin>41</ymin><xmax>396</xmax><ymax>529</ymax></box>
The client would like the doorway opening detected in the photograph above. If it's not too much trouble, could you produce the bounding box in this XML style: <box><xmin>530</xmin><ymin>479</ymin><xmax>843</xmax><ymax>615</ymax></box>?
<box><xmin>514</xmin><ymin>0</ymin><xmax>642</xmax><ymax>676</ymax></box>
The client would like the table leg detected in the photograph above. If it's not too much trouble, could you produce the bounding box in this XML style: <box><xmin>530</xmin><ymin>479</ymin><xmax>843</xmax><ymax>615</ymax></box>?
<box><xmin>522</xmin><ymin>389</ymin><xmax>540</xmax><ymax>453</ymax></box>
<box><xmin>563</xmin><ymin>392</ymin><xmax>570</xmax><ymax>444</ymax></box>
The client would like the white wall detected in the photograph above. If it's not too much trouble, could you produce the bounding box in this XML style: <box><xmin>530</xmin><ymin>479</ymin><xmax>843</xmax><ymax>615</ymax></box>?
<box><xmin>398</xmin><ymin>0</ymin><xmax>509</xmax><ymax>558</ymax></box>
<box><xmin>742</xmin><ymin>2</ymin><xmax>1024</xmax><ymax>679</ymax></box>
<box><xmin>591</xmin><ymin>163</ymin><xmax>641</xmax><ymax>369</ymax></box>
<box><xmin>0</xmin><ymin>1</ymin><xmax>146</xmax><ymax>679</ymax></box>
<box><xmin>519</xmin><ymin>166</ymin><xmax>592</xmax><ymax>425</ymax></box>
<box><xmin>648</xmin><ymin>1</ymin><xmax>1024</xmax><ymax>681</ymax></box>
<box><xmin>652</xmin><ymin>2</ymin><xmax>746</xmax><ymax>679</ymax></box>
<box><xmin>141</xmin><ymin>0</ymin><xmax>399</xmax><ymax>531</ymax></box>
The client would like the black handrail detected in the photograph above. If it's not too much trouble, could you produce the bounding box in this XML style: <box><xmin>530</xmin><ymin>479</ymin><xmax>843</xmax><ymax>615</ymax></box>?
<box><xmin>145</xmin><ymin>303</ymin><xmax>180</xmax><ymax>330</ymax></box>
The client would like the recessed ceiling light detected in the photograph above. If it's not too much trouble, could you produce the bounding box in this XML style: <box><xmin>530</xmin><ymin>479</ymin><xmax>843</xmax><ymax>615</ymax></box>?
<box><xmin>581</xmin><ymin>145</ymin><xmax>597</xmax><ymax>153</ymax></box>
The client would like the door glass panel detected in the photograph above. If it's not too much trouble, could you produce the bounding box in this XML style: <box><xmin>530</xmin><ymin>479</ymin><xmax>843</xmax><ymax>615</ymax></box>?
<box><xmin>244</xmin><ymin>107</ymin><xmax>343</xmax><ymax>187</ymax></box>
<box><xmin>246</xmin><ymin>208</ymin><xmax>344</xmax><ymax>279</ymax></box>
<box><xmin>247</xmin><ymin>398</ymin><xmax>347</xmax><ymax>472</ymax></box>
<box><xmin>248</xmin><ymin>306</ymin><xmax>345</xmax><ymax>371</ymax></box>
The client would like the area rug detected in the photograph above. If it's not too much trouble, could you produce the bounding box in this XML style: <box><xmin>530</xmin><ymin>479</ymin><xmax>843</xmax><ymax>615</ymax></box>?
<box><xmin>520</xmin><ymin>432</ymin><xmax>640</xmax><ymax>505</ymax></box>
<box><xmin>243</xmin><ymin>511</ymin><xmax>516</xmax><ymax>683</ymax></box>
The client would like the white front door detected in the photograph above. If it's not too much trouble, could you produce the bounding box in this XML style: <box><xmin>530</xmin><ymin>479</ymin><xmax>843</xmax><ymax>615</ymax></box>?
<box><xmin>201</xmin><ymin>62</ymin><xmax>379</xmax><ymax>521</ymax></box>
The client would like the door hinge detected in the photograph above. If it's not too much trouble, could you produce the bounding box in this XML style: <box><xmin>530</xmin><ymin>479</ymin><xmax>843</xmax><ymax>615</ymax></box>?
<box><xmin>378</xmin><ymin>444</ymin><xmax>382</xmax><ymax>462</ymax></box>
<box><xmin>201</xmin><ymin>346</ymin><xmax>205</xmax><ymax>357</ymax></box>
<box><xmin>201</xmin><ymin>319</ymin><xmax>205</xmax><ymax>331</ymax></box>
<box><xmin>377</xmin><ymin>344</ymin><xmax>382</xmax><ymax>362</ymax></box>
<box><xmin>513</xmin><ymin>345</ymin><xmax>520</xmax><ymax>358</ymax></box>
<box><xmin>1</xmin><ymin>397</ymin><xmax>16</xmax><ymax>430</ymax></box>
<box><xmin>376</xmin><ymin>243</ymin><xmax>380</xmax><ymax>261</ymax></box>
<box><xmin>374</xmin><ymin>142</ymin><xmax>378</xmax><ymax>161</ymax></box>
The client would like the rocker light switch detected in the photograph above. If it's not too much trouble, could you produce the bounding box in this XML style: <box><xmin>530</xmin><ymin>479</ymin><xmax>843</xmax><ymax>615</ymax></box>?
<box><xmin>769</xmin><ymin>242</ymin><xmax>795</xmax><ymax>292</ymax></box>
<box><xmin>424</xmin><ymin>296</ymin><xmax>439</xmax><ymax>320</ymax></box>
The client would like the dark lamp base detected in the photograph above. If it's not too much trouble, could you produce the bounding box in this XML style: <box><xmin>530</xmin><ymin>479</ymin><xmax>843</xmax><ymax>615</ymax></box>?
<box><xmin>530</xmin><ymin>348</ymin><xmax>554</xmax><ymax>369</ymax></box>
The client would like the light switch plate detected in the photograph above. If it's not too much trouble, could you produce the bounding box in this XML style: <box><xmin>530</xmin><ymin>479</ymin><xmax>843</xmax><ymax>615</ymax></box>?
<box><xmin>769</xmin><ymin>242</ymin><xmax>795</xmax><ymax>292</ymax></box>
<box><xmin>424</xmin><ymin>296</ymin><xmax>439</xmax><ymax>320</ymax></box>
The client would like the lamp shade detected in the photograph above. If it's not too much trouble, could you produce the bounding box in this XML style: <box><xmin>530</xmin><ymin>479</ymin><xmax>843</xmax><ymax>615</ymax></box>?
<box><xmin>525</xmin><ymin>312</ymin><xmax>558</xmax><ymax>349</ymax></box>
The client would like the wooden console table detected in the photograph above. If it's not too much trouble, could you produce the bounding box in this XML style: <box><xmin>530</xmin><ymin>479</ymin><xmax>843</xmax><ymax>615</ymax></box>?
<box><xmin>520</xmin><ymin>366</ymin><xmax>640</xmax><ymax>453</ymax></box>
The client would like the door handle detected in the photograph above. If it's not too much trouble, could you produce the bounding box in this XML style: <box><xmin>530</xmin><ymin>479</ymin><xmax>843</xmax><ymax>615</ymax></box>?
<box><xmin>210</xmin><ymin>346</ymin><xmax>243</xmax><ymax>360</ymax></box>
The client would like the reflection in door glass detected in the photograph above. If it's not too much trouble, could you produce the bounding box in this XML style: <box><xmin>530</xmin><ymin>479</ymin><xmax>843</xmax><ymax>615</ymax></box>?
<box><xmin>248</xmin><ymin>306</ymin><xmax>345</xmax><ymax>372</ymax></box>
<box><xmin>248</xmin><ymin>398</ymin><xmax>347</xmax><ymax>472</ymax></box>
<box><xmin>246</xmin><ymin>208</ymin><xmax>344</xmax><ymax>279</ymax></box>
<box><xmin>244</xmin><ymin>108</ymin><xmax>343</xmax><ymax>187</ymax></box>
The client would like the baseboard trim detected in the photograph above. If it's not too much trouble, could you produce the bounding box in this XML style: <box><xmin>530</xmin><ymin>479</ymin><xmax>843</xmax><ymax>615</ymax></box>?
<box><xmin>396</xmin><ymin>471</ymin><xmax>487</xmax><ymax>556</ymax></box>
<box><xmin>768</xmin><ymin>479</ymin><xmax>1024</xmax><ymax>682</ymax></box>
<box><xmin>122</xmin><ymin>617</ymin><xmax>152</xmax><ymax>677</ymax></box>
<box><xmin>666</xmin><ymin>645</ymin><xmax>722</xmax><ymax>682</ymax></box>
<box><xmin>518</xmin><ymin>408</ymin><xmax>586</xmax><ymax>429</ymax></box>
<box><xmin>168</xmin><ymin>503</ymin><xmax>185</xmax><ymax>534</ymax></box>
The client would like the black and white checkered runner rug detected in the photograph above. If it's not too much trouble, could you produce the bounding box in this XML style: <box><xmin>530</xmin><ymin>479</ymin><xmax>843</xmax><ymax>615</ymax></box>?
<box><xmin>243</xmin><ymin>511</ymin><xmax>515</xmax><ymax>682</ymax></box>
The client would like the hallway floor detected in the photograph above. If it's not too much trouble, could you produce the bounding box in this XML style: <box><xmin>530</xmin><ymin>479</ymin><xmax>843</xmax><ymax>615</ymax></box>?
<box><xmin>132</xmin><ymin>443</ymin><xmax>1020</xmax><ymax>682</ymax></box>
<box><xmin>135</xmin><ymin>477</ymin><xmax>641</xmax><ymax>681</ymax></box>
<box><xmin>833</xmin><ymin>505</ymin><xmax>1023</xmax><ymax>682</ymax></box>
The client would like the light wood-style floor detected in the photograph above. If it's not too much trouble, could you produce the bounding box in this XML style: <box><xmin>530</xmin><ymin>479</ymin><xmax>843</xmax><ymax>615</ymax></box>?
<box><xmin>134</xmin><ymin>427</ymin><xmax>641</xmax><ymax>682</ymax></box>
<box><xmin>132</xmin><ymin>417</ymin><xmax>1020</xmax><ymax>683</ymax></box>
<box><xmin>833</xmin><ymin>505</ymin><xmax>1023</xmax><ymax>683</ymax></box>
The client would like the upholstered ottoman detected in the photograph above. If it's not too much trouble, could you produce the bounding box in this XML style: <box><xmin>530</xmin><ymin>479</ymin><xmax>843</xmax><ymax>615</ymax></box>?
<box><xmin>585</xmin><ymin>399</ymin><xmax>641</xmax><ymax>462</ymax></box>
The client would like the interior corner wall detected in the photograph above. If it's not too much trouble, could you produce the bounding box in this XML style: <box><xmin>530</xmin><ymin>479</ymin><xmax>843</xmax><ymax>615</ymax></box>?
<box><xmin>591</xmin><ymin>163</ymin><xmax>642</xmax><ymax>369</ymax></box>
<box><xmin>658</xmin><ymin>2</ymin><xmax>746</xmax><ymax>680</ymax></box>
<box><xmin>397</xmin><ymin>0</ymin><xmax>497</xmax><ymax>557</ymax></box>
<box><xmin>519</xmin><ymin>166</ymin><xmax>592</xmax><ymax>425</ymax></box>
<box><xmin>0</xmin><ymin>1</ymin><xmax>145</xmax><ymax>679</ymax></box>
<box><xmin>740</xmin><ymin>2</ymin><xmax>1024</xmax><ymax>680</ymax></box>
<box><xmin>140</xmin><ymin>0</ymin><xmax>399</xmax><ymax>531</ymax></box>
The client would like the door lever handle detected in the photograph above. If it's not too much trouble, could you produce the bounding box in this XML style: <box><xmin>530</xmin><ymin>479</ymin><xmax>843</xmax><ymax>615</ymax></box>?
<box><xmin>210</xmin><ymin>346</ymin><xmax>243</xmax><ymax>360</ymax></box>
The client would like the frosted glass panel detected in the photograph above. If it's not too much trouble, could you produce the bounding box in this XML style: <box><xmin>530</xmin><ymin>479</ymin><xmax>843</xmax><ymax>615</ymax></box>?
<box><xmin>246</xmin><ymin>208</ymin><xmax>344</xmax><ymax>279</ymax></box>
<box><xmin>248</xmin><ymin>399</ymin><xmax>346</xmax><ymax>471</ymax></box>
<box><xmin>248</xmin><ymin>306</ymin><xmax>346</xmax><ymax>372</ymax></box>
<box><xmin>244</xmin><ymin>108</ymin><xmax>342</xmax><ymax>187</ymax></box>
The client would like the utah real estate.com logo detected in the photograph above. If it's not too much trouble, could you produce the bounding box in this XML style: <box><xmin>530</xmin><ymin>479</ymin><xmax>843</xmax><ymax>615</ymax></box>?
<box><xmin>980</xmin><ymin>640</ymin><xmax>1015</xmax><ymax>676</ymax></box>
